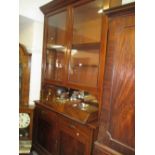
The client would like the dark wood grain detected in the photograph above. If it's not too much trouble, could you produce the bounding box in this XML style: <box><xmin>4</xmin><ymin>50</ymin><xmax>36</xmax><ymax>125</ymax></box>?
<box><xmin>32</xmin><ymin>1</ymin><xmax>135</xmax><ymax>155</ymax></box>
<box><xmin>94</xmin><ymin>3</ymin><xmax>135</xmax><ymax>155</ymax></box>
<box><xmin>59</xmin><ymin>131</ymin><xmax>85</xmax><ymax>155</ymax></box>
<box><xmin>40</xmin><ymin>0</ymin><xmax>76</xmax><ymax>15</ymax></box>
<box><xmin>32</xmin><ymin>103</ymin><xmax>98</xmax><ymax>155</ymax></box>
<box><xmin>32</xmin><ymin>107</ymin><xmax>58</xmax><ymax>155</ymax></box>
<box><xmin>108</xmin><ymin>19</ymin><xmax>135</xmax><ymax>148</ymax></box>
<box><xmin>40</xmin><ymin>0</ymin><xmax>95</xmax><ymax>15</ymax></box>
<box><xmin>97</xmin><ymin>15</ymin><xmax>108</xmax><ymax>115</ymax></box>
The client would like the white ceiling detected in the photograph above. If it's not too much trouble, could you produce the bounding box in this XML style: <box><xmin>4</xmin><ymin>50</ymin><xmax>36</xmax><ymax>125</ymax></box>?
<box><xmin>19</xmin><ymin>0</ymin><xmax>53</xmax><ymax>22</ymax></box>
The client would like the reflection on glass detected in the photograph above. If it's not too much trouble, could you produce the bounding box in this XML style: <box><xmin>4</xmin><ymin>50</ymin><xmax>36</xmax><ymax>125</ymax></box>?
<box><xmin>72</xmin><ymin>0</ymin><xmax>103</xmax><ymax>44</ymax></box>
<box><xmin>45</xmin><ymin>11</ymin><xmax>67</xmax><ymax>81</ymax></box>
<box><xmin>45</xmin><ymin>49</ymin><xmax>65</xmax><ymax>81</ymax></box>
<box><xmin>69</xmin><ymin>49</ymin><xmax>99</xmax><ymax>87</ymax></box>
<box><xmin>69</xmin><ymin>0</ymin><xmax>103</xmax><ymax>87</ymax></box>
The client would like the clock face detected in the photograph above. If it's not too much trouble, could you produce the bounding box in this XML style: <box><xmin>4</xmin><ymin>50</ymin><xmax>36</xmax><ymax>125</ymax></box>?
<box><xmin>19</xmin><ymin>113</ymin><xmax>30</xmax><ymax>128</ymax></box>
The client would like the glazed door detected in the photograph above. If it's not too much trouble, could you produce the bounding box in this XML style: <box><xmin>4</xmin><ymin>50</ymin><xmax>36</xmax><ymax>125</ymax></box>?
<box><xmin>68</xmin><ymin>0</ymin><xmax>103</xmax><ymax>89</ymax></box>
<box><xmin>34</xmin><ymin>108</ymin><xmax>58</xmax><ymax>155</ymax></box>
<box><xmin>45</xmin><ymin>10</ymin><xmax>67</xmax><ymax>83</ymax></box>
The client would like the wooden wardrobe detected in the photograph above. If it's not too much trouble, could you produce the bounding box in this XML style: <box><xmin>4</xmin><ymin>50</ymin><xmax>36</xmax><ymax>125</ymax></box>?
<box><xmin>93</xmin><ymin>3</ymin><xmax>135</xmax><ymax>155</ymax></box>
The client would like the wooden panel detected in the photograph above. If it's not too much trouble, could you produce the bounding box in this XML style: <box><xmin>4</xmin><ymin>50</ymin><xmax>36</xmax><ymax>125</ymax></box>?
<box><xmin>107</xmin><ymin>12</ymin><xmax>135</xmax><ymax>149</ymax></box>
<box><xmin>40</xmin><ymin>0</ymin><xmax>77</xmax><ymax>14</ymax></box>
<box><xmin>34</xmin><ymin>108</ymin><xmax>58</xmax><ymax>155</ymax></box>
<box><xmin>58</xmin><ymin>116</ymin><xmax>93</xmax><ymax>155</ymax></box>
<box><xmin>94</xmin><ymin>142</ymin><xmax>123</xmax><ymax>155</ymax></box>
<box><xmin>94</xmin><ymin>4</ymin><xmax>135</xmax><ymax>155</ymax></box>
<box><xmin>59</xmin><ymin>131</ymin><xmax>85</xmax><ymax>155</ymax></box>
<box><xmin>59</xmin><ymin>115</ymin><xmax>92</xmax><ymax>139</ymax></box>
<box><xmin>32</xmin><ymin>102</ymin><xmax>98</xmax><ymax>155</ymax></box>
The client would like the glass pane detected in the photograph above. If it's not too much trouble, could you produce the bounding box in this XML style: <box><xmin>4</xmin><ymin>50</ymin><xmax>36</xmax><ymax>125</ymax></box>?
<box><xmin>68</xmin><ymin>0</ymin><xmax>103</xmax><ymax>87</ymax></box>
<box><xmin>72</xmin><ymin>1</ymin><xmax>102</xmax><ymax>44</ymax></box>
<box><xmin>69</xmin><ymin>49</ymin><xmax>99</xmax><ymax>87</ymax></box>
<box><xmin>45</xmin><ymin>11</ymin><xmax>67</xmax><ymax>81</ymax></box>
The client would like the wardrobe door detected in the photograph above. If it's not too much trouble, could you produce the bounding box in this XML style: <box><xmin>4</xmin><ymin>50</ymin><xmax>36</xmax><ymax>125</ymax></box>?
<box><xmin>105</xmin><ymin>12</ymin><xmax>135</xmax><ymax>154</ymax></box>
<box><xmin>94</xmin><ymin>4</ymin><xmax>135</xmax><ymax>155</ymax></box>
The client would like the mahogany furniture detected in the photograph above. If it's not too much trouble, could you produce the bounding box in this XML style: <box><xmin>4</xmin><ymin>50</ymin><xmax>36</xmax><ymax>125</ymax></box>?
<box><xmin>31</xmin><ymin>0</ymin><xmax>135</xmax><ymax>155</ymax></box>
<box><xmin>32</xmin><ymin>102</ymin><xmax>98</xmax><ymax>155</ymax></box>
<box><xmin>40</xmin><ymin>0</ymin><xmax>107</xmax><ymax>103</ymax></box>
<box><xmin>32</xmin><ymin>0</ymin><xmax>107</xmax><ymax>155</ymax></box>
<box><xmin>19</xmin><ymin>43</ymin><xmax>34</xmax><ymax>154</ymax></box>
<box><xmin>93</xmin><ymin>3</ymin><xmax>135</xmax><ymax>155</ymax></box>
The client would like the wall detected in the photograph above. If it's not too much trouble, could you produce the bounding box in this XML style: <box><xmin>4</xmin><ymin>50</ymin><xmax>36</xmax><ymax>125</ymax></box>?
<box><xmin>19</xmin><ymin>0</ymin><xmax>53</xmax><ymax>105</ymax></box>
<box><xmin>19</xmin><ymin>0</ymin><xmax>52</xmax><ymax>22</ymax></box>
<box><xmin>19</xmin><ymin>15</ymin><xmax>43</xmax><ymax>105</ymax></box>
<box><xmin>19</xmin><ymin>16</ymin><xmax>34</xmax><ymax>50</ymax></box>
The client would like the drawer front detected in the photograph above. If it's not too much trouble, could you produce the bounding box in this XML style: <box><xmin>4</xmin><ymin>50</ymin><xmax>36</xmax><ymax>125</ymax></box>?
<box><xmin>59</xmin><ymin>116</ymin><xmax>92</xmax><ymax>141</ymax></box>
<box><xmin>36</xmin><ymin>106</ymin><xmax>57</xmax><ymax>123</ymax></box>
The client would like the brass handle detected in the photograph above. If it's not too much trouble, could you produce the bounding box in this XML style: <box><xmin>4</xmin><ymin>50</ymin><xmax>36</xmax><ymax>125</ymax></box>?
<box><xmin>68</xmin><ymin>124</ymin><xmax>76</xmax><ymax>129</ymax></box>
<box><xmin>41</xmin><ymin>110</ymin><xmax>47</xmax><ymax>115</ymax></box>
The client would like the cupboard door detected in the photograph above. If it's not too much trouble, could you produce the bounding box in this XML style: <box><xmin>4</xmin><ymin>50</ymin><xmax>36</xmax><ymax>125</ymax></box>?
<box><xmin>94</xmin><ymin>6</ymin><xmax>135</xmax><ymax>155</ymax></box>
<box><xmin>58</xmin><ymin>116</ymin><xmax>93</xmax><ymax>155</ymax></box>
<box><xmin>107</xmin><ymin>14</ymin><xmax>135</xmax><ymax>151</ymax></box>
<box><xmin>68</xmin><ymin>0</ymin><xmax>103</xmax><ymax>88</ymax></box>
<box><xmin>59</xmin><ymin>131</ymin><xmax>86</xmax><ymax>155</ymax></box>
<box><xmin>45</xmin><ymin>11</ymin><xmax>67</xmax><ymax>82</ymax></box>
<box><xmin>34</xmin><ymin>108</ymin><xmax>58</xmax><ymax>155</ymax></box>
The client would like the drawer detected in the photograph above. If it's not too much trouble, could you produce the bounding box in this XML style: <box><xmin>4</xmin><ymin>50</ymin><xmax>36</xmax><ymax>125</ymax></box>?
<box><xmin>59</xmin><ymin>115</ymin><xmax>92</xmax><ymax>140</ymax></box>
<box><xmin>36</xmin><ymin>107</ymin><xmax>57</xmax><ymax>122</ymax></box>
